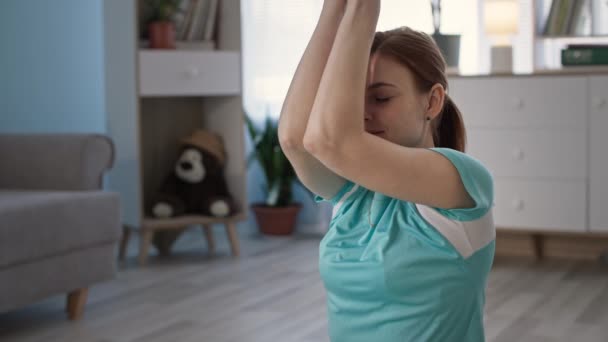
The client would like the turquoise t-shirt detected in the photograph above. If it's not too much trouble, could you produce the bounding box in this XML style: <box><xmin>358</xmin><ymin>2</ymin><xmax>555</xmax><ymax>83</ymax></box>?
<box><xmin>314</xmin><ymin>147</ymin><xmax>495</xmax><ymax>342</ymax></box>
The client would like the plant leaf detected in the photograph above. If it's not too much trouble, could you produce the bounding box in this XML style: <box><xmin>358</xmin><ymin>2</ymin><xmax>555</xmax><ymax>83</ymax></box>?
<box><xmin>245</xmin><ymin>112</ymin><xmax>299</xmax><ymax>207</ymax></box>
<box><xmin>266</xmin><ymin>179</ymin><xmax>280</xmax><ymax>206</ymax></box>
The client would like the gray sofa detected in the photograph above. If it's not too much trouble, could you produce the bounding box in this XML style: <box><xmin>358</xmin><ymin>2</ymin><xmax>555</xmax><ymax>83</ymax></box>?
<box><xmin>0</xmin><ymin>134</ymin><xmax>121</xmax><ymax>320</ymax></box>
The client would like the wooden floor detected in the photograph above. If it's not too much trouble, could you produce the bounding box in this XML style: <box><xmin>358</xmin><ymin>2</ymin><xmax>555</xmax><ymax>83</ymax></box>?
<box><xmin>2</xmin><ymin>226</ymin><xmax>608</xmax><ymax>342</ymax></box>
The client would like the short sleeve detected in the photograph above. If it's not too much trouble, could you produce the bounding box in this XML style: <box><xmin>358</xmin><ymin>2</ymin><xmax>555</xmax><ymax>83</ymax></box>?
<box><xmin>314</xmin><ymin>180</ymin><xmax>356</xmax><ymax>206</ymax></box>
<box><xmin>428</xmin><ymin>147</ymin><xmax>494</xmax><ymax>221</ymax></box>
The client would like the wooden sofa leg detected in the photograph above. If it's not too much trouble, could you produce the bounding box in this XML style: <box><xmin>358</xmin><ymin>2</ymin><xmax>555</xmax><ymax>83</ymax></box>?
<box><xmin>118</xmin><ymin>225</ymin><xmax>131</xmax><ymax>261</ymax></box>
<box><xmin>67</xmin><ymin>288</ymin><xmax>89</xmax><ymax>320</ymax></box>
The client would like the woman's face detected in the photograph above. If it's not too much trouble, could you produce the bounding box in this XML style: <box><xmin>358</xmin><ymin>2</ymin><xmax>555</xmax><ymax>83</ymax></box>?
<box><xmin>365</xmin><ymin>53</ymin><xmax>432</xmax><ymax>147</ymax></box>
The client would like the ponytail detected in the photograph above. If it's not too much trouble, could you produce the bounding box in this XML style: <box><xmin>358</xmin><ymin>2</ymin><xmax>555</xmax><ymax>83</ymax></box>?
<box><xmin>434</xmin><ymin>95</ymin><xmax>466</xmax><ymax>152</ymax></box>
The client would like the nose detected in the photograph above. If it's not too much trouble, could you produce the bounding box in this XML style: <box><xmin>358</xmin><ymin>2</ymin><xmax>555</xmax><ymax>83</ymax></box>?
<box><xmin>364</xmin><ymin>106</ymin><xmax>373</xmax><ymax>121</ymax></box>
<box><xmin>180</xmin><ymin>161</ymin><xmax>193</xmax><ymax>170</ymax></box>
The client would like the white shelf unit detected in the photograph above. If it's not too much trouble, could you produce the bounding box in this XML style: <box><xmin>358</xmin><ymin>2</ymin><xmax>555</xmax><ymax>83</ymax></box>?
<box><xmin>104</xmin><ymin>0</ymin><xmax>247</xmax><ymax>263</ymax></box>
<box><xmin>530</xmin><ymin>0</ymin><xmax>608</xmax><ymax>71</ymax></box>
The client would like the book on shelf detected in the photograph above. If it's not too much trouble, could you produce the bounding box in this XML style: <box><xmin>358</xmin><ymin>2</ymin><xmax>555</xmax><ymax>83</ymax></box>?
<box><xmin>543</xmin><ymin>0</ymin><xmax>592</xmax><ymax>36</ymax></box>
<box><xmin>561</xmin><ymin>45</ymin><xmax>608</xmax><ymax>65</ymax></box>
<box><xmin>175</xmin><ymin>0</ymin><xmax>219</xmax><ymax>44</ymax></box>
<box><xmin>591</xmin><ymin>0</ymin><xmax>608</xmax><ymax>35</ymax></box>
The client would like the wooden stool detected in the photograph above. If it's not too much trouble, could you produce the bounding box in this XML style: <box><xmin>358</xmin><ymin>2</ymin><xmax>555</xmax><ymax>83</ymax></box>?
<box><xmin>118</xmin><ymin>214</ymin><xmax>245</xmax><ymax>265</ymax></box>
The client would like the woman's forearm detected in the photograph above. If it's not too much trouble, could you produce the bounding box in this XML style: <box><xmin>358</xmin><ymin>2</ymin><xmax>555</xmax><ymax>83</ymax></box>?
<box><xmin>305</xmin><ymin>1</ymin><xmax>380</xmax><ymax>145</ymax></box>
<box><xmin>278</xmin><ymin>1</ymin><xmax>345</xmax><ymax>148</ymax></box>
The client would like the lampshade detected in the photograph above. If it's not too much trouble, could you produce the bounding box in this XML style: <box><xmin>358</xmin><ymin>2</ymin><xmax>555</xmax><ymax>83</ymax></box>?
<box><xmin>484</xmin><ymin>0</ymin><xmax>519</xmax><ymax>35</ymax></box>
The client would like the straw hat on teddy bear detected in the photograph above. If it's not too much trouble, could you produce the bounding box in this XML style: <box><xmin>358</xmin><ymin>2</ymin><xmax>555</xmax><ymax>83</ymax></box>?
<box><xmin>180</xmin><ymin>130</ymin><xmax>227</xmax><ymax>166</ymax></box>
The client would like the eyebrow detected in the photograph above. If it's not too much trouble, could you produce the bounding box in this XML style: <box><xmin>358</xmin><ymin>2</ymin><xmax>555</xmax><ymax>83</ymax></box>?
<box><xmin>367</xmin><ymin>82</ymin><xmax>398</xmax><ymax>89</ymax></box>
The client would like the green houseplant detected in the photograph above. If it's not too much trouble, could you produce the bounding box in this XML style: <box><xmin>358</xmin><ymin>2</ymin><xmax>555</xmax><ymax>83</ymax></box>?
<box><xmin>143</xmin><ymin>0</ymin><xmax>182</xmax><ymax>49</ymax></box>
<box><xmin>430</xmin><ymin>0</ymin><xmax>460</xmax><ymax>69</ymax></box>
<box><xmin>245</xmin><ymin>114</ymin><xmax>303</xmax><ymax>235</ymax></box>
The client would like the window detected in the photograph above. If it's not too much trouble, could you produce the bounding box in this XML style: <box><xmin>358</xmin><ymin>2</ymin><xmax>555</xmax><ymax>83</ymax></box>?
<box><xmin>242</xmin><ymin>0</ymin><xmax>480</xmax><ymax>121</ymax></box>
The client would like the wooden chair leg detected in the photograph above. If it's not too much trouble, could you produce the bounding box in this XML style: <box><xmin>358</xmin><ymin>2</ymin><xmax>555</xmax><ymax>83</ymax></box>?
<box><xmin>139</xmin><ymin>229</ymin><xmax>154</xmax><ymax>265</ymax></box>
<box><xmin>66</xmin><ymin>288</ymin><xmax>88</xmax><ymax>320</ymax></box>
<box><xmin>225</xmin><ymin>222</ymin><xmax>240</xmax><ymax>257</ymax></box>
<box><xmin>202</xmin><ymin>224</ymin><xmax>216</xmax><ymax>254</ymax></box>
<box><xmin>118</xmin><ymin>225</ymin><xmax>131</xmax><ymax>261</ymax></box>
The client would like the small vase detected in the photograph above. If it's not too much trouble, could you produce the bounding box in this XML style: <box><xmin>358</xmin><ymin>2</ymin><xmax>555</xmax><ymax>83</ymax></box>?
<box><xmin>148</xmin><ymin>21</ymin><xmax>176</xmax><ymax>49</ymax></box>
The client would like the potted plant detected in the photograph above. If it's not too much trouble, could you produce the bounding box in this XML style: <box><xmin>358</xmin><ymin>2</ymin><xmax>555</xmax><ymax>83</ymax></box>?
<box><xmin>244</xmin><ymin>114</ymin><xmax>303</xmax><ymax>235</ymax></box>
<box><xmin>143</xmin><ymin>0</ymin><xmax>181</xmax><ymax>49</ymax></box>
<box><xmin>430</xmin><ymin>0</ymin><xmax>461</xmax><ymax>69</ymax></box>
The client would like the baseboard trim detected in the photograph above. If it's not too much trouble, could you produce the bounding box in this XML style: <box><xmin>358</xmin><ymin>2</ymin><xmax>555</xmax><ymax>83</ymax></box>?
<box><xmin>496</xmin><ymin>228</ymin><xmax>608</xmax><ymax>260</ymax></box>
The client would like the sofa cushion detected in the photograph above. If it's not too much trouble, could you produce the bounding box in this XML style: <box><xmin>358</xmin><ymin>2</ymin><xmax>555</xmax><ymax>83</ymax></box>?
<box><xmin>0</xmin><ymin>190</ymin><xmax>121</xmax><ymax>269</ymax></box>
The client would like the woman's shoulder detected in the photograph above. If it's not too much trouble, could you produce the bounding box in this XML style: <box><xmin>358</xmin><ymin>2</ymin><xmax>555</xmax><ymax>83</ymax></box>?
<box><xmin>428</xmin><ymin>147</ymin><xmax>493</xmax><ymax>188</ymax></box>
<box><xmin>426</xmin><ymin>147</ymin><xmax>495</xmax><ymax>222</ymax></box>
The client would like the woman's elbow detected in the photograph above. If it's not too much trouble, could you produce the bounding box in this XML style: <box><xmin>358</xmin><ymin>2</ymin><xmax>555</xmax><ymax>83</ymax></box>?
<box><xmin>303</xmin><ymin>132</ymin><xmax>337</xmax><ymax>159</ymax></box>
<box><xmin>302</xmin><ymin>134</ymin><xmax>319</xmax><ymax>155</ymax></box>
<box><xmin>279</xmin><ymin>136</ymin><xmax>303</xmax><ymax>152</ymax></box>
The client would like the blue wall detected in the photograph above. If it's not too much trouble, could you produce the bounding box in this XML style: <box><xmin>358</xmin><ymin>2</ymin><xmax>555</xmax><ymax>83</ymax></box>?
<box><xmin>0</xmin><ymin>0</ymin><xmax>106</xmax><ymax>133</ymax></box>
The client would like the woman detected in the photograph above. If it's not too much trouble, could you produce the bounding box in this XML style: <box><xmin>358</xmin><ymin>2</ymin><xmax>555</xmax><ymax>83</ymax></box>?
<box><xmin>278</xmin><ymin>1</ymin><xmax>495</xmax><ymax>341</ymax></box>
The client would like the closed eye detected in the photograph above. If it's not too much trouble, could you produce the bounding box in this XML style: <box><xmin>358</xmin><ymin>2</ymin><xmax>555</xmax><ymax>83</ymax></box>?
<box><xmin>375</xmin><ymin>97</ymin><xmax>391</xmax><ymax>103</ymax></box>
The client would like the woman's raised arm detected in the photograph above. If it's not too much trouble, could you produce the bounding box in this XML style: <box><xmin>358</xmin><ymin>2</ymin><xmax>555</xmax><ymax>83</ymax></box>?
<box><xmin>278</xmin><ymin>0</ymin><xmax>348</xmax><ymax>200</ymax></box>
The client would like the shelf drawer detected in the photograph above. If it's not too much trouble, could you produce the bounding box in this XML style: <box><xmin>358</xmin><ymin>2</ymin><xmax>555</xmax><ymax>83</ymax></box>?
<box><xmin>467</xmin><ymin>128</ymin><xmax>587</xmax><ymax>180</ymax></box>
<box><xmin>449</xmin><ymin>76</ymin><xmax>587</xmax><ymax>129</ymax></box>
<box><xmin>139</xmin><ymin>50</ymin><xmax>241</xmax><ymax>96</ymax></box>
<box><xmin>493</xmin><ymin>179</ymin><xmax>586</xmax><ymax>232</ymax></box>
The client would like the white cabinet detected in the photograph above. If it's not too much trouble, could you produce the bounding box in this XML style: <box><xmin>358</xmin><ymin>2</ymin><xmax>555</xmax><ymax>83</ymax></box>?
<box><xmin>450</xmin><ymin>75</ymin><xmax>594</xmax><ymax>232</ymax></box>
<box><xmin>590</xmin><ymin>76</ymin><xmax>608</xmax><ymax>232</ymax></box>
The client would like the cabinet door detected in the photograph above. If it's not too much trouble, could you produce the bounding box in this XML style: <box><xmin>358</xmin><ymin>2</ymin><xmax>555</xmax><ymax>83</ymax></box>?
<box><xmin>590</xmin><ymin>76</ymin><xmax>608</xmax><ymax>232</ymax></box>
<box><xmin>494</xmin><ymin>179</ymin><xmax>587</xmax><ymax>232</ymax></box>
<box><xmin>467</xmin><ymin>128</ymin><xmax>587</xmax><ymax>180</ymax></box>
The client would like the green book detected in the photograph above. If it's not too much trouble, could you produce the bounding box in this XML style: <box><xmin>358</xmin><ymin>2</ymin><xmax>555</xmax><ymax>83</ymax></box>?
<box><xmin>561</xmin><ymin>47</ymin><xmax>608</xmax><ymax>65</ymax></box>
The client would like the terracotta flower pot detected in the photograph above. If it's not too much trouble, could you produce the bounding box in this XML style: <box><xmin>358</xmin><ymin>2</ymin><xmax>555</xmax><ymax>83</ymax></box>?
<box><xmin>252</xmin><ymin>203</ymin><xmax>302</xmax><ymax>235</ymax></box>
<box><xmin>148</xmin><ymin>21</ymin><xmax>176</xmax><ymax>49</ymax></box>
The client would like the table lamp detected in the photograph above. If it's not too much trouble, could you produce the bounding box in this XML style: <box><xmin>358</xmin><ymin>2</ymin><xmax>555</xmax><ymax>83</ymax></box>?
<box><xmin>484</xmin><ymin>0</ymin><xmax>519</xmax><ymax>73</ymax></box>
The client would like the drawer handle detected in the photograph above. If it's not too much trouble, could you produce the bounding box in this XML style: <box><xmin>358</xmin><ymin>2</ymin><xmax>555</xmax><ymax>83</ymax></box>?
<box><xmin>186</xmin><ymin>67</ymin><xmax>201</xmax><ymax>78</ymax></box>
<box><xmin>592</xmin><ymin>97</ymin><xmax>606</xmax><ymax>109</ymax></box>
<box><xmin>511</xmin><ymin>97</ymin><xmax>525</xmax><ymax>110</ymax></box>
<box><xmin>511</xmin><ymin>147</ymin><xmax>525</xmax><ymax>161</ymax></box>
<box><xmin>511</xmin><ymin>199</ymin><xmax>524</xmax><ymax>211</ymax></box>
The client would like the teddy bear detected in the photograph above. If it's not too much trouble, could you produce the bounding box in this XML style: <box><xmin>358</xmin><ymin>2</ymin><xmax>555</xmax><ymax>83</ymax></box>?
<box><xmin>150</xmin><ymin>129</ymin><xmax>236</xmax><ymax>256</ymax></box>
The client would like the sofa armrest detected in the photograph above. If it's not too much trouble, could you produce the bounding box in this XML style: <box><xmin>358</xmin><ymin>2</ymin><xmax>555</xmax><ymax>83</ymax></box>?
<box><xmin>0</xmin><ymin>134</ymin><xmax>114</xmax><ymax>191</ymax></box>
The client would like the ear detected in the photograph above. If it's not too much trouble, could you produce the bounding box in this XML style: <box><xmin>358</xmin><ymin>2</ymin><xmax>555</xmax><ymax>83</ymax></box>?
<box><xmin>425</xmin><ymin>83</ymin><xmax>446</xmax><ymax>120</ymax></box>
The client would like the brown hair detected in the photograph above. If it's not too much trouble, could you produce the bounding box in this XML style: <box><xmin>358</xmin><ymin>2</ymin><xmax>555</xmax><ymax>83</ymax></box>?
<box><xmin>371</xmin><ymin>27</ymin><xmax>466</xmax><ymax>152</ymax></box>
